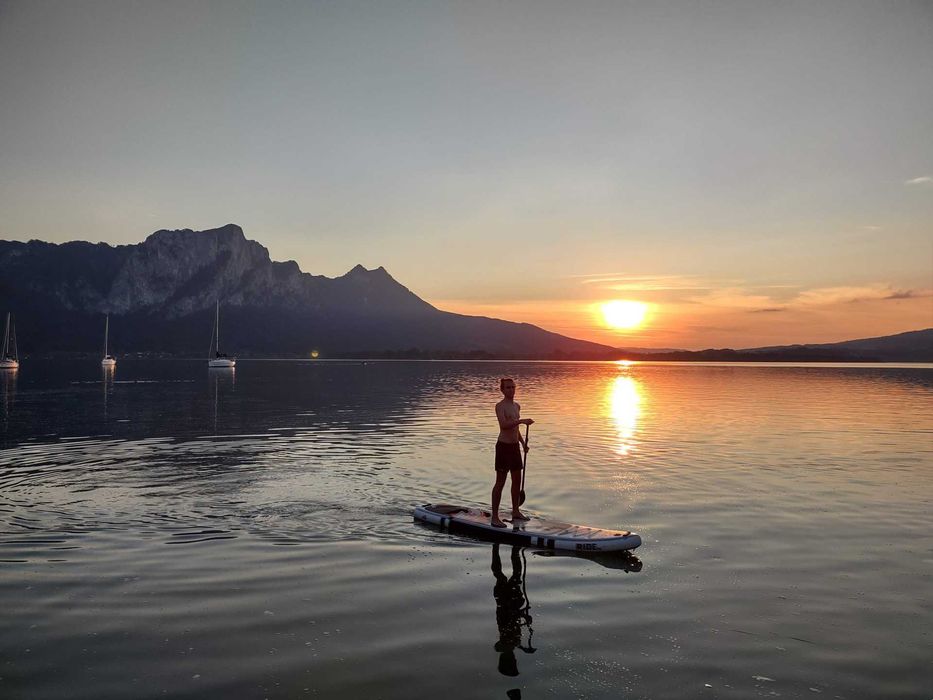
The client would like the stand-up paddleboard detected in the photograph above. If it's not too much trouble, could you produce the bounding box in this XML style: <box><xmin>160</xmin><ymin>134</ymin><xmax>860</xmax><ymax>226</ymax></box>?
<box><xmin>413</xmin><ymin>503</ymin><xmax>641</xmax><ymax>552</ymax></box>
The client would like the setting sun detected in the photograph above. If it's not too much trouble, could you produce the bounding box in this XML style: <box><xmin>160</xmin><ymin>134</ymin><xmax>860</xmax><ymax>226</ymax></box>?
<box><xmin>601</xmin><ymin>300</ymin><xmax>648</xmax><ymax>330</ymax></box>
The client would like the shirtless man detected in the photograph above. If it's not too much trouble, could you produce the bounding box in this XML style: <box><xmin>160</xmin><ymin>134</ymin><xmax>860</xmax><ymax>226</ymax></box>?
<box><xmin>492</xmin><ymin>378</ymin><xmax>534</xmax><ymax>528</ymax></box>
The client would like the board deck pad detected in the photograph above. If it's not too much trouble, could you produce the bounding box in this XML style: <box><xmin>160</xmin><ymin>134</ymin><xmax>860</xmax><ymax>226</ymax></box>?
<box><xmin>413</xmin><ymin>503</ymin><xmax>641</xmax><ymax>552</ymax></box>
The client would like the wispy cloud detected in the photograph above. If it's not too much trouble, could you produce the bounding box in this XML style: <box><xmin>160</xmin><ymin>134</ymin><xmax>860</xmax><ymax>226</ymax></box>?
<box><xmin>575</xmin><ymin>273</ymin><xmax>800</xmax><ymax>296</ymax></box>
<box><xmin>573</xmin><ymin>273</ymin><xmax>710</xmax><ymax>290</ymax></box>
<box><xmin>904</xmin><ymin>176</ymin><xmax>933</xmax><ymax>186</ymax></box>
<box><xmin>688</xmin><ymin>288</ymin><xmax>781</xmax><ymax>310</ymax></box>
<box><xmin>687</xmin><ymin>283</ymin><xmax>930</xmax><ymax>311</ymax></box>
<box><xmin>796</xmin><ymin>285</ymin><xmax>926</xmax><ymax>305</ymax></box>
<box><xmin>883</xmin><ymin>290</ymin><xmax>917</xmax><ymax>300</ymax></box>
<box><xmin>603</xmin><ymin>281</ymin><xmax>715</xmax><ymax>292</ymax></box>
<box><xmin>574</xmin><ymin>273</ymin><xmax>742</xmax><ymax>293</ymax></box>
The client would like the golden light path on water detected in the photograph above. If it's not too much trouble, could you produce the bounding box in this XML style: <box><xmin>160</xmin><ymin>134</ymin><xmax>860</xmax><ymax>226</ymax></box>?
<box><xmin>606</xmin><ymin>365</ymin><xmax>643</xmax><ymax>456</ymax></box>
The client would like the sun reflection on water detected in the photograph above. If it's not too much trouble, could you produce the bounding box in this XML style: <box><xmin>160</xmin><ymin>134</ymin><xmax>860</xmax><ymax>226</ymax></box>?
<box><xmin>607</xmin><ymin>373</ymin><xmax>642</xmax><ymax>456</ymax></box>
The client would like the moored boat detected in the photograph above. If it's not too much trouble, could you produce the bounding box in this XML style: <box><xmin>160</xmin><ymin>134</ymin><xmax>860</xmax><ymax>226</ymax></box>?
<box><xmin>208</xmin><ymin>301</ymin><xmax>236</xmax><ymax>368</ymax></box>
<box><xmin>0</xmin><ymin>313</ymin><xmax>19</xmax><ymax>370</ymax></box>
<box><xmin>101</xmin><ymin>314</ymin><xmax>116</xmax><ymax>368</ymax></box>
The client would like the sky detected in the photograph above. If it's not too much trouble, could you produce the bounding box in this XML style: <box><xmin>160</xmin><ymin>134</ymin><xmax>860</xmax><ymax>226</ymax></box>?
<box><xmin>1</xmin><ymin>0</ymin><xmax>931</xmax><ymax>350</ymax></box>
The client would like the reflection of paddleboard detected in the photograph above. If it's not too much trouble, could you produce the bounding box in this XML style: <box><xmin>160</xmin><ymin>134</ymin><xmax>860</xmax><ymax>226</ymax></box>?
<box><xmin>533</xmin><ymin>549</ymin><xmax>643</xmax><ymax>572</ymax></box>
<box><xmin>414</xmin><ymin>503</ymin><xmax>641</xmax><ymax>552</ymax></box>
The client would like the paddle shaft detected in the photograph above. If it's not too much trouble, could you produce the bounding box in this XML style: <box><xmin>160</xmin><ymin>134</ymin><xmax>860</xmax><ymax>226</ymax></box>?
<box><xmin>519</xmin><ymin>423</ymin><xmax>529</xmax><ymax>505</ymax></box>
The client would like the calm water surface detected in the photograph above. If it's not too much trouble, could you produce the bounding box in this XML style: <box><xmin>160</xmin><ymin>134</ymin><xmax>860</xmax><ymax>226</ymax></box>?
<box><xmin>1</xmin><ymin>360</ymin><xmax>931</xmax><ymax>699</ymax></box>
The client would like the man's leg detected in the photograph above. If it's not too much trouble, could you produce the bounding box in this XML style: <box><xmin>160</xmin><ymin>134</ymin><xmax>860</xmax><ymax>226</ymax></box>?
<box><xmin>510</xmin><ymin>467</ymin><xmax>528</xmax><ymax>519</ymax></box>
<box><xmin>491</xmin><ymin>470</ymin><xmax>509</xmax><ymax>527</ymax></box>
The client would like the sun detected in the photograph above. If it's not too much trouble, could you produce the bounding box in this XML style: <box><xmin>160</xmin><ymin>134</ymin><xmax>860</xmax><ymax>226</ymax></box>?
<box><xmin>601</xmin><ymin>300</ymin><xmax>648</xmax><ymax>330</ymax></box>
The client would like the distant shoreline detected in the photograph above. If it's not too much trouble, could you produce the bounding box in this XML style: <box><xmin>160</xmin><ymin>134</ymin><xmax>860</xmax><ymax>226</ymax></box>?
<box><xmin>18</xmin><ymin>352</ymin><xmax>933</xmax><ymax>366</ymax></box>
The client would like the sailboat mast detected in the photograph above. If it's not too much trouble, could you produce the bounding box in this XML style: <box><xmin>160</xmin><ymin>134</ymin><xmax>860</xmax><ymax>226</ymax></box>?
<box><xmin>104</xmin><ymin>314</ymin><xmax>109</xmax><ymax>356</ymax></box>
<box><xmin>215</xmin><ymin>301</ymin><xmax>220</xmax><ymax>354</ymax></box>
<box><xmin>1</xmin><ymin>313</ymin><xmax>9</xmax><ymax>358</ymax></box>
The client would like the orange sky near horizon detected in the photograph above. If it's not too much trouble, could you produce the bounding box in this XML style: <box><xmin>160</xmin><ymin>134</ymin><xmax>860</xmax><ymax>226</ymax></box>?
<box><xmin>434</xmin><ymin>281</ymin><xmax>933</xmax><ymax>350</ymax></box>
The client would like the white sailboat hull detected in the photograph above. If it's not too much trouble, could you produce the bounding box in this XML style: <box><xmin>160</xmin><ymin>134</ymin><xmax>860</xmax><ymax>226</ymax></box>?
<box><xmin>101</xmin><ymin>357</ymin><xmax>116</xmax><ymax>368</ymax></box>
<box><xmin>0</xmin><ymin>359</ymin><xmax>18</xmax><ymax>370</ymax></box>
<box><xmin>208</xmin><ymin>358</ymin><xmax>236</xmax><ymax>368</ymax></box>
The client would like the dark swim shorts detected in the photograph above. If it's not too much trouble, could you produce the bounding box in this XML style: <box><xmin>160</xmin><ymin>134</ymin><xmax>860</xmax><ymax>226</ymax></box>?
<box><xmin>495</xmin><ymin>441</ymin><xmax>523</xmax><ymax>472</ymax></box>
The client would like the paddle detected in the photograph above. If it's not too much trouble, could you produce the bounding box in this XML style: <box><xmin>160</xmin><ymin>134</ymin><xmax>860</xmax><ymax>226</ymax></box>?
<box><xmin>519</xmin><ymin>423</ymin><xmax>529</xmax><ymax>506</ymax></box>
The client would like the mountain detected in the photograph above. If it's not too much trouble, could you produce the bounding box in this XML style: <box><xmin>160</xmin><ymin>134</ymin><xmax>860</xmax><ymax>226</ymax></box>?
<box><xmin>615</xmin><ymin>329</ymin><xmax>933</xmax><ymax>363</ymax></box>
<box><xmin>740</xmin><ymin>329</ymin><xmax>933</xmax><ymax>362</ymax></box>
<box><xmin>0</xmin><ymin>224</ymin><xmax>617</xmax><ymax>358</ymax></box>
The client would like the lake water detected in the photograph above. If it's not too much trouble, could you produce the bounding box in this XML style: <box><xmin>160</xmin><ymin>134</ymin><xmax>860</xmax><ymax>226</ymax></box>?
<box><xmin>1</xmin><ymin>359</ymin><xmax>931</xmax><ymax>699</ymax></box>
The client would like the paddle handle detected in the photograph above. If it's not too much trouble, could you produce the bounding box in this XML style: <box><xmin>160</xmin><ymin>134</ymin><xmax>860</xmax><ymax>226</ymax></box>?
<box><xmin>522</xmin><ymin>423</ymin><xmax>530</xmax><ymax>464</ymax></box>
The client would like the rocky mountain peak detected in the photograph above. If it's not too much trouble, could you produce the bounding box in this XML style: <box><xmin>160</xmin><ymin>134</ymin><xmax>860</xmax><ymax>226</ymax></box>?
<box><xmin>341</xmin><ymin>264</ymin><xmax>394</xmax><ymax>281</ymax></box>
<box><xmin>105</xmin><ymin>224</ymin><xmax>273</xmax><ymax>315</ymax></box>
<box><xmin>143</xmin><ymin>224</ymin><xmax>257</xmax><ymax>258</ymax></box>
<box><xmin>345</xmin><ymin>264</ymin><xmax>369</xmax><ymax>276</ymax></box>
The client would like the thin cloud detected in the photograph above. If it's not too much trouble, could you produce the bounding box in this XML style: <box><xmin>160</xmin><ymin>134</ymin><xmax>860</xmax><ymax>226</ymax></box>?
<box><xmin>885</xmin><ymin>290</ymin><xmax>918</xmax><ymax>300</ymax></box>
<box><xmin>567</xmin><ymin>272</ymin><xmax>636</xmax><ymax>280</ymax></box>
<box><xmin>565</xmin><ymin>272</ymin><xmax>798</xmax><ymax>289</ymax></box>
<box><xmin>576</xmin><ymin>273</ymin><xmax>703</xmax><ymax>284</ymax></box>
<box><xmin>796</xmin><ymin>285</ymin><xmax>927</xmax><ymax>305</ymax></box>
<box><xmin>687</xmin><ymin>283</ymin><xmax>930</xmax><ymax>311</ymax></box>
<box><xmin>576</xmin><ymin>273</ymin><xmax>798</xmax><ymax>294</ymax></box>
<box><xmin>604</xmin><ymin>282</ymin><xmax>716</xmax><ymax>292</ymax></box>
<box><xmin>904</xmin><ymin>176</ymin><xmax>933</xmax><ymax>186</ymax></box>
<box><xmin>688</xmin><ymin>288</ymin><xmax>780</xmax><ymax>310</ymax></box>
<box><xmin>576</xmin><ymin>273</ymin><xmax>732</xmax><ymax>292</ymax></box>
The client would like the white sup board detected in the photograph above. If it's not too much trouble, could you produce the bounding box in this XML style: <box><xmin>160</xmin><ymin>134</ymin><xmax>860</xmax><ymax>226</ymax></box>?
<box><xmin>413</xmin><ymin>503</ymin><xmax>641</xmax><ymax>552</ymax></box>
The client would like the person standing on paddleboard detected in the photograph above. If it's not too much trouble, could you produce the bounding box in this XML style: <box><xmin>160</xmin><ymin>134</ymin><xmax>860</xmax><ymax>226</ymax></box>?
<box><xmin>492</xmin><ymin>377</ymin><xmax>534</xmax><ymax>528</ymax></box>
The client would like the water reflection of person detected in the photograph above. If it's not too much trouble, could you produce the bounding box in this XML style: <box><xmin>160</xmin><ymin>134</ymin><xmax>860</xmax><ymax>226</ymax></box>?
<box><xmin>492</xmin><ymin>543</ymin><xmax>535</xmax><ymax>683</ymax></box>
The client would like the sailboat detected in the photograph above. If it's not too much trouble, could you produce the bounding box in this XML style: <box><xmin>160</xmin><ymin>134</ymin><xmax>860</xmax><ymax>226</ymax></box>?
<box><xmin>208</xmin><ymin>301</ymin><xmax>236</xmax><ymax>368</ymax></box>
<box><xmin>101</xmin><ymin>314</ymin><xmax>116</xmax><ymax>368</ymax></box>
<box><xmin>0</xmin><ymin>313</ymin><xmax>19</xmax><ymax>370</ymax></box>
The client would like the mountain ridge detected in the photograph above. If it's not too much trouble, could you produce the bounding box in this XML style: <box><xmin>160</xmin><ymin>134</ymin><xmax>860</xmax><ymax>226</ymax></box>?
<box><xmin>0</xmin><ymin>224</ymin><xmax>929</xmax><ymax>361</ymax></box>
<box><xmin>614</xmin><ymin>328</ymin><xmax>933</xmax><ymax>363</ymax></box>
<box><xmin>0</xmin><ymin>224</ymin><xmax>616</xmax><ymax>358</ymax></box>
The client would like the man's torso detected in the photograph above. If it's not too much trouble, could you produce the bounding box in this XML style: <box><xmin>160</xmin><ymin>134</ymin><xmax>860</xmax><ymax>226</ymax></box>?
<box><xmin>496</xmin><ymin>399</ymin><xmax>521</xmax><ymax>443</ymax></box>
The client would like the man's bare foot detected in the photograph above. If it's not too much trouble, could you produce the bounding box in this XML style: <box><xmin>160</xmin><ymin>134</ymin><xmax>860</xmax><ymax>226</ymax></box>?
<box><xmin>491</xmin><ymin>518</ymin><xmax>508</xmax><ymax>528</ymax></box>
<box><xmin>511</xmin><ymin>511</ymin><xmax>530</xmax><ymax>521</ymax></box>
